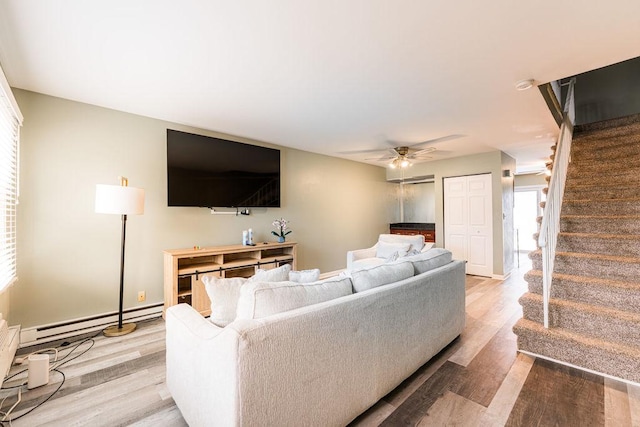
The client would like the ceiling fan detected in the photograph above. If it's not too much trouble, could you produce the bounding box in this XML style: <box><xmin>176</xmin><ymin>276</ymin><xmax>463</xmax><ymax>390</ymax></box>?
<box><xmin>366</xmin><ymin>146</ymin><xmax>436</xmax><ymax>169</ymax></box>
<box><xmin>340</xmin><ymin>134</ymin><xmax>465</xmax><ymax>169</ymax></box>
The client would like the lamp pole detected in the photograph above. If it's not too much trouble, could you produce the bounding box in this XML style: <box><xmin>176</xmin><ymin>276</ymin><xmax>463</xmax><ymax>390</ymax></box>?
<box><xmin>117</xmin><ymin>213</ymin><xmax>127</xmax><ymax>330</ymax></box>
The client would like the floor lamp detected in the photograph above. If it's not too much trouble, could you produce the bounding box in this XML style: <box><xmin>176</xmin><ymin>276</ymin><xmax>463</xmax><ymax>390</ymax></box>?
<box><xmin>95</xmin><ymin>177</ymin><xmax>145</xmax><ymax>337</ymax></box>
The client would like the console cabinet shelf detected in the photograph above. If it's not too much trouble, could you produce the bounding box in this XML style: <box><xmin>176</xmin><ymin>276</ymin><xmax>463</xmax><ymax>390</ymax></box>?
<box><xmin>164</xmin><ymin>242</ymin><xmax>297</xmax><ymax>316</ymax></box>
<box><xmin>390</xmin><ymin>223</ymin><xmax>435</xmax><ymax>243</ymax></box>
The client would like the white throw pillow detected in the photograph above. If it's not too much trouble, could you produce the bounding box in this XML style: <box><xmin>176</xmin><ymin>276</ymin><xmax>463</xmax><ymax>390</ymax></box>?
<box><xmin>236</xmin><ymin>276</ymin><xmax>353</xmax><ymax>320</ymax></box>
<box><xmin>289</xmin><ymin>269</ymin><xmax>321</xmax><ymax>283</ymax></box>
<box><xmin>201</xmin><ymin>275</ymin><xmax>248</xmax><ymax>327</ymax></box>
<box><xmin>378</xmin><ymin>233</ymin><xmax>425</xmax><ymax>252</ymax></box>
<box><xmin>376</xmin><ymin>241</ymin><xmax>411</xmax><ymax>259</ymax></box>
<box><xmin>386</xmin><ymin>251</ymin><xmax>400</xmax><ymax>262</ymax></box>
<box><xmin>404</xmin><ymin>248</ymin><xmax>452</xmax><ymax>274</ymax></box>
<box><xmin>349</xmin><ymin>261</ymin><xmax>414</xmax><ymax>292</ymax></box>
<box><xmin>249</xmin><ymin>263</ymin><xmax>291</xmax><ymax>282</ymax></box>
<box><xmin>422</xmin><ymin>242</ymin><xmax>435</xmax><ymax>252</ymax></box>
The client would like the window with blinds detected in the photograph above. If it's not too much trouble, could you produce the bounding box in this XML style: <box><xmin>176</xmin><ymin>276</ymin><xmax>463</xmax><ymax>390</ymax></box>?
<box><xmin>0</xmin><ymin>68</ymin><xmax>22</xmax><ymax>292</ymax></box>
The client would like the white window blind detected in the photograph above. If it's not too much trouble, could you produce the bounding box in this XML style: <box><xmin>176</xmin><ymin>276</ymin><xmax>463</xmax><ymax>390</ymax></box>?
<box><xmin>0</xmin><ymin>67</ymin><xmax>22</xmax><ymax>292</ymax></box>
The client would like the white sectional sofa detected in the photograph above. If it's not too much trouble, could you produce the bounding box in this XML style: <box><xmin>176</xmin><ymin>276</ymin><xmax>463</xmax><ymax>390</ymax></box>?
<box><xmin>166</xmin><ymin>250</ymin><xmax>465</xmax><ymax>426</ymax></box>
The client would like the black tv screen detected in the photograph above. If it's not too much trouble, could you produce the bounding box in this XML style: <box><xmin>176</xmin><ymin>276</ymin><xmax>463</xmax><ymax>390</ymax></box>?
<box><xmin>167</xmin><ymin>129</ymin><xmax>281</xmax><ymax>208</ymax></box>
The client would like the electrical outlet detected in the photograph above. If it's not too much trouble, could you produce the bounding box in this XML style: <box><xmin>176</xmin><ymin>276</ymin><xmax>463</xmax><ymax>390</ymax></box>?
<box><xmin>137</xmin><ymin>291</ymin><xmax>146</xmax><ymax>302</ymax></box>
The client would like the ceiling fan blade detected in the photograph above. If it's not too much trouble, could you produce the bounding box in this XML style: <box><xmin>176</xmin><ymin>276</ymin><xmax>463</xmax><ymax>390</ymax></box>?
<box><xmin>407</xmin><ymin>154</ymin><xmax>433</xmax><ymax>160</ymax></box>
<box><xmin>365</xmin><ymin>155</ymin><xmax>396</xmax><ymax>161</ymax></box>
<box><xmin>409</xmin><ymin>146</ymin><xmax>437</xmax><ymax>156</ymax></box>
<box><xmin>408</xmin><ymin>134</ymin><xmax>466</xmax><ymax>149</ymax></box>
<box><xmin>338</xmin><ymin>147</ymin><xmax>389</xmax><ymax>155</ymax></box>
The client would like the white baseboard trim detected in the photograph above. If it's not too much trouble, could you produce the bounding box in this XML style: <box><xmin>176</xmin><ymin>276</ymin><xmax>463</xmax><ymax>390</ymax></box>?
<box><xmin>492</xmin><ymin>270</ymin><xmax>512</xmax><ymax>280</ymax></box>
<box><xmin>19</xmin><ymin>303</ymin><xmax>163</xmax><ymax>348</ymax></box>
<box><xmin>517</xmin><ymin>349</ymin><xmax>640</xmax><ymax>388</ymax></box>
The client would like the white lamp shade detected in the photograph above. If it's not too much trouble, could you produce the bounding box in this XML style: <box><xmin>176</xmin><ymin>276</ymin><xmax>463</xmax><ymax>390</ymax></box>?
<box><xmin>95</xmin><ymin>184</ymin><xmax>145</xmax><ymax>215</ymax></box>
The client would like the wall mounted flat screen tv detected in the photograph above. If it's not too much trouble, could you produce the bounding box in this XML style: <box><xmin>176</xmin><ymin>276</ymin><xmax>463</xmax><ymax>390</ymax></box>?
<box><xmin>167</xmin><ymin>129</ymin><xmax>281</xmax><ymax>208</ymax></box>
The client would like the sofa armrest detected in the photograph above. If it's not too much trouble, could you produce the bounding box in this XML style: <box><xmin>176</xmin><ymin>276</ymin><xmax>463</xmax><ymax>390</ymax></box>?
<box><xmin>166</xmin><ymin>303</ymin><xmax>224</xmax><ymax>339</ymax></box>
<box><xmin>165</xmin><ymin>304</ymin><xmax>240</xmax><ymax>426</ymax></box>
<box><xmin>346</xmin><ymin>245</ymin><xmax>377</xmax><ymax>269</ymax></box>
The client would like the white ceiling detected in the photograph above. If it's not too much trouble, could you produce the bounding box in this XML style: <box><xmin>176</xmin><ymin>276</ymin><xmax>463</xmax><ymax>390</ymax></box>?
<box><xmin>1</xmin><ymin>1</ymin><xmax>640</xmax><ymax>173</ymax></box>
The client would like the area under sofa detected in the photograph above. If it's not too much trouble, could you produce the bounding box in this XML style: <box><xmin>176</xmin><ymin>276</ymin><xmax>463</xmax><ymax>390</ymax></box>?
<box><xmin>166</xmin><ymin>255</ymin><xmax>466</xmax><ymax>426</ymax></box>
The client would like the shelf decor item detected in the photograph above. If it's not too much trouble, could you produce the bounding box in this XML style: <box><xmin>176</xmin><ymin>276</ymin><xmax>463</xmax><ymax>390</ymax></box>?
<box><xmin>95</xmin><ymin>176</ymin><xmax>145</xmax><ymax>337</ymax></box>
<box><xmin>271</xmin><ymin>218</ymin><xmax>292</xmax><ymax>243</ymax></box>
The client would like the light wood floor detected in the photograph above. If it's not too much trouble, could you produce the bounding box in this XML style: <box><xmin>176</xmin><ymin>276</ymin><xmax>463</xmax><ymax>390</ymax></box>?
<box><xmin>3</xmin><ymin>254</ymin><xmax>639</xmax><ymax>426</ymax></box>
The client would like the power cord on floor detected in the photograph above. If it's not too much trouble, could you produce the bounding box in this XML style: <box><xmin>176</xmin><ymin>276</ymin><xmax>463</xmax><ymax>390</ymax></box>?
<box><xmin>0</xmin><ymin>320</ymin><xmax>154</xmax><ymax>423</ymax></box>
<box><xmin>0</xmin><ymin>335</ymin><xmax>95</xmax><ymax>424</ymax></box>
<box><xmin>2</xmin><ymin>336</ymin><xmax>95</xmax><ymax>388</ymax></box>
<box><xmin>0</xmin><ymin>369</ymin><xmax>65</xmax><ymax>424</ymax></box>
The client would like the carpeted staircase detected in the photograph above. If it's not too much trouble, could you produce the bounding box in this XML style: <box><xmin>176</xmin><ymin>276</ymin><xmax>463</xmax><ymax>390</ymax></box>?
<box><xmin>513</xmin><ymin>114</ymin><xmax>640</xmax><ymax>384</ymax></box>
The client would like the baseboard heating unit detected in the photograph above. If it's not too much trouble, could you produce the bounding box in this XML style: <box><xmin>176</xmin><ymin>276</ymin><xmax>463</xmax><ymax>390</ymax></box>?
<box><xmin>19</xmin><ymin>303</ymin><xmax>163</xmax><ymax>347</ymax></box>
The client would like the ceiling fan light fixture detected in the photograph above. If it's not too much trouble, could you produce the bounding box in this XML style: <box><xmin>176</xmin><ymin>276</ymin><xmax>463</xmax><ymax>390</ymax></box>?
<box><xmin>388</xmin><ymin>157</ymin><xmax>411</xmax><ymax>169</ymax></box>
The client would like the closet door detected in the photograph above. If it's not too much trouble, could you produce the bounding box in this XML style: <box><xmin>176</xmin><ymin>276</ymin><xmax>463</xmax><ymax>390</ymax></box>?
<box><xmin>444</xmin><ymin>174</ymin><xmax>493</xmax><ymax>277</ymax></box>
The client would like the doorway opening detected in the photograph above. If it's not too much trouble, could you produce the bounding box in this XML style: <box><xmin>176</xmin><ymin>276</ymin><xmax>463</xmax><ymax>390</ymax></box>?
<box><xmin>514</xmin><ymin>187</ymin><xmax>545</xmax><ymax>266</ymax></box>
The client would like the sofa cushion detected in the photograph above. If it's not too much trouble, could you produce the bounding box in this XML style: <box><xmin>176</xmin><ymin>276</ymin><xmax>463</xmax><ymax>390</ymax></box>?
<box><xmin>378</xmin><ymin>233</ymin><xmax>425</xmax><ymax>252</ymax></box>
<box><xmin>249</xmin><ymin>263</ymin><xmax>291</xmax><ymax>282</ymax></box>
<box><xmin>349</xmin><ymin>261</ymin><xmax>414</xmax><ymax>292</ymax></box>
<box><xmin>376</xmin><ymin>241</ymin><xmax>411</xmax><ymax>259</ymax></box>
<box><xmin>236</xmin><ymin>276</ymin><xmax>353</xmax><ymax>320</ymax></box>
<box><xmin>350</xmin><ymin>257</ymin><xmax>386</xmax><ymax>270</ymax></box>
<box><xmin>404</xmin><ymin>248</ymin><xmax>453</xmax><ymax>274</ymax></box>
<box><xmin>201</xmin><ymin>275</ymin><xmax>248</xmax><ymax>327</ymax></box>
<box><xmin>289</xmin><ymin>269</ymin><xmax>321</xmax><ymax>283</ymax></box>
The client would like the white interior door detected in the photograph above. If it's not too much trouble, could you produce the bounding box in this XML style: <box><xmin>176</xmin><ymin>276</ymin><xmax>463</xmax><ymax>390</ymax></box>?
<box><xmin>443</xmin><ymin>177</ymin><xmax>467</xmax><ymax>263</ymax></box>
<box><xmin>444</xmin><ymin>174</ymin><xmax>493</xmax><ymax>277</ymax></box>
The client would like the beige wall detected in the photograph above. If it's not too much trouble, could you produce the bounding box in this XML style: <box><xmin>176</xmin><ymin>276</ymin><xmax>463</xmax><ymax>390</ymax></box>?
<box><xmin>388</xmin><ymin>150</ymin><xmax>515</xmax><ymax>276</ymax></box>
<box><xmin>11</xmin><ymin>90</ymin><xmax>396</xmax><ymax>328</ymax></box>
<box><xmin>515</xmin><ymin>172</ymin><xmax>547</xmax><ymax>188</ymax></box>
<box><xmin>0</xmin><ymin>293</ymin><xmax>9</xmax><ymax>322</ymax></box>
<box><xmin>401</xmin><ymin>182</ymin><xmax>436</xmax><ymax>223</ymax></box>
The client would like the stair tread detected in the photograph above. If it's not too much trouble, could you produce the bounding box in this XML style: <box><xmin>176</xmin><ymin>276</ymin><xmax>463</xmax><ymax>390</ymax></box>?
<box><xmin>521</xmin><ymin>292</ymin><xmax>640</xmax><ymax>322</ymax></box>
<box><xmin>515</xmin><ymin>318</ymin><xmax>640</xmax><ymax>356</ymax></box>
<box><xmin>527</xmin><ymin>269</ymin><xmax>640</xmax><ymax>288</ymax></box>
<box><xmin>559</xmin><ymin>232</ymin><xmax>640</xmax><ymax>241</ymax></box>
<box><xmin>574</xmin><ymin>114</ymin><xmax>640</xmax><ymax>131</ymax></box>
<box><xmin>569</xmin><ymin>160</ymin><xmax>640</xmax><ymax>168</ymax></box>
<box><xmin>563</xmin><ymin>198</ymin><xmax>640</xmax><ymax>203</ymax></box>
<box><xmin>562</xmin><ymin>214</ymin><xmax>640</xmax><ymax>219</ymax></box>
<box><xmin>565</xmin><ymin>182</ymin><xmax>639</xmax><ymax>189</ymax></box>
<box><xmin>556</xmin><ymin>251</ymin><xmax>640</xmax><ymax>263</ymax></box>
<box><xmin>568</xmin><ymin>162</ymin><xmax>640</xmax><ymax>171</ymax></box>
<box><xmin>532</xmin><ymin>249</ymin><xmax>640</xmax><ymax>263</ymax></box>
